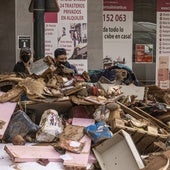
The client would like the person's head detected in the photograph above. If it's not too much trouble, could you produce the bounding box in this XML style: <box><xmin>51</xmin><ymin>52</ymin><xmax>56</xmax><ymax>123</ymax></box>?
<box><xmin>54</xmin><ymin>48</ymin><xmax>67</xmax><ymax>65</ymax></box>
<box><xmin>20</xmin><ymin>47</ymin><xmax>32</xmax><ymax>63</ymax></box>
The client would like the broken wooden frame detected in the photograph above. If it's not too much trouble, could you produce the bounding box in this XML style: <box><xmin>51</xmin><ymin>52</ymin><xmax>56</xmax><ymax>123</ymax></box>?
<box><xmin>110</xmin><ymin>101</ymin><xmax>170</xmax><ymax>155</ymax></box>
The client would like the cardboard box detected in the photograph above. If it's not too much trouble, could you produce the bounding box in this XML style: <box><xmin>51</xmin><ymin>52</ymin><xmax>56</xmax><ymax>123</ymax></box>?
<box><xmin>93</xmin><ymin>130</ymin><xmax>144</xmax><ymax>170</ymax></box>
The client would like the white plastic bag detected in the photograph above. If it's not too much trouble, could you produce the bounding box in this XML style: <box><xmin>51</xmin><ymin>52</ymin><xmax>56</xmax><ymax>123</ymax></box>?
<box><xmin>36</xmin><ymin>109</ymin><xmax>64</xmax><ymax>142</ymax></box>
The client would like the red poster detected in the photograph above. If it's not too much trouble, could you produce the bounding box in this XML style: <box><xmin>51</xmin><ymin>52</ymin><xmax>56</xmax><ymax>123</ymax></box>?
<box><xmin>103</xmin><ymin>0</ymin><xmax>133</xmax><ymax>11</ymax></box>
<box><xmin>135</xmin><ymin>44</ymin><xmax>153</xmax><ymax>63</ymax></box>
<box><xmin>157</xmin><ymin>0</ymin><xmax>170</xmax><ymax>12</ymax></box>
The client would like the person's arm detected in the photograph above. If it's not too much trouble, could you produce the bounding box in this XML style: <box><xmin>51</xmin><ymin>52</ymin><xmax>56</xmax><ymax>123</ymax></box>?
<box><xmin>65</xmin><ymin>61</ymin><xmax>78</xmax><ymax>74</ymax></box>
<box><xmin>69</xmin><ymin>63</ymin><xmax>78</xmax><ymax>74</ymax></box>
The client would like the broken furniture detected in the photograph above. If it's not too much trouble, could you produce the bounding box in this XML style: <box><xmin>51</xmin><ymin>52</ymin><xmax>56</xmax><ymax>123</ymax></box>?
<box><xmin>93</xmin><ymin>130</ymin><xmax>145</xmax><ymax>170</ymax></box>
<box><xmin>63</xmin><ymin>118</ymin><xmax>95</xmax><ymax>170</ymax></box>
<box><xmin>109</xmin><ymin>101</ymin><xmax>170</xmax><ymax>155</ymax></box>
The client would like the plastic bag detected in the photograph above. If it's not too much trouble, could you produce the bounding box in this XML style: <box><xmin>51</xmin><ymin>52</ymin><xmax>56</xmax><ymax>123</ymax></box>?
<box><xmin>84</xmin><ymin>122</ymin><xmax>113</xmax><ymax>144</ymax></box>
<box><xmin>36</xmin><ymin>109</ymin><xmax>64</xmax><ymax>142</ymax></box>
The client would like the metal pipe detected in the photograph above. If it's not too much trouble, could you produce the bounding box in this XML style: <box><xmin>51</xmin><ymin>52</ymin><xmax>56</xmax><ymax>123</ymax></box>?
<box><xmin>33</xmin><ymin>0</ymin><xmax>45</xmax><ymax>60</ymax></box>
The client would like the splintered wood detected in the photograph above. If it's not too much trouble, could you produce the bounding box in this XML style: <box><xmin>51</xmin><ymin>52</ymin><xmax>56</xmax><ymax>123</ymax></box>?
<box><xmin>112</xmin><ymin>102</ymin><xmax>170</xmax><ymax>154</ymax></box>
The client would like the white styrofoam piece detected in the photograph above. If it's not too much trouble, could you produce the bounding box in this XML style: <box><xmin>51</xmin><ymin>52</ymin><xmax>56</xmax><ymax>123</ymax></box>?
<box><xmin>100</xmin><ymin>83</ymin><xmax>145</xmax><ymax>100</ymax></box>
<box><xmin>0</xmin><ymin>143</ymin><xmax>64</xmax><ymax>170</ymax></box>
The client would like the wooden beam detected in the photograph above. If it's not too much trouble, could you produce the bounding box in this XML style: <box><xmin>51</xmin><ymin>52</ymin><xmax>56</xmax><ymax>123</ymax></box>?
<box><xmin>134</xmin><ymin>107</ymin><xmax>170</xmax><ymax>132</ymax></box>
<box><xmin>117</xmin><ymin>101</ymin><xmax>170</xmax><ymax>132</ymax></box>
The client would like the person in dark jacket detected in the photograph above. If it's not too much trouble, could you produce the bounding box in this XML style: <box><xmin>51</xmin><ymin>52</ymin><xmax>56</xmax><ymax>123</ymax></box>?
<box><xmin>54</xmin><ymin>48</ymin><xmax>78</xmax><ymax>74</ymax></box>
<box><xmin>13</xmin><ymin>47</ymin><xmax>32</xmax><ymax>74</ymax></box>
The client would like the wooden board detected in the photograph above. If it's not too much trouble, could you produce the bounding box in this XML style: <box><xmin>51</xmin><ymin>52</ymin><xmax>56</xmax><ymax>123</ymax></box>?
<box><xmin>135</xmin><ymin>135</ymin><xmax>157</xmax><ymax>154</ymax></box>
<box><xmin>134</xmin><ymin>107</ymin><xmax>170</xmax><ymax>131</ymax></box>
<box><xmin>63</xmin><ymin>118</ymin><xmax>95</xmax><ymax>170</ymax></box>
<box><xmin>0</xmin><ymin>92</ymin><xmax>16</xmax><ymax>139</ymax></box>
<box><xmin>21</xmin><ymin>100</ymin><xmax>73</xmax><ymax>124</ymax></box>
<box><xmin>4</xmin><ymin>145</ymin><xmax>61</xmax><ymax>163</ymax></box>
<box><xmin>131</xmin><ymin>131</ymin><xmax>146</xmax><ymax>144</ymax></box>
<box><xmin>146</xmin><ymin>136</ymin><xmax>166</xmax><ymax>154</ymax></box>
<box><xmin>117</xmin><ymin>101</ymin><xmax>151</xmax><ymax>121</ymax></box>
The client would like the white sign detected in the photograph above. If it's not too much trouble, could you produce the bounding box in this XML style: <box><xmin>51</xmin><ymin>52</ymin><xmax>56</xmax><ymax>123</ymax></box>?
<box><xmin>156</xmin><ymin>0</ymin><xmax>170</xmax><ymax>88</ymax></box>
<box><xmin>57</xmin><ymin>0</ymin><xmax>88</xmax><ymax>73</ymax></box>
<box><xmin>103</xmin><ymin>0</ymin><xmax>133</xmax><ymax>69</ymax></box>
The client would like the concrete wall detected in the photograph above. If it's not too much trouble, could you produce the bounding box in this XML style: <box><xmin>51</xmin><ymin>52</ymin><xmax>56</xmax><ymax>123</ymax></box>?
<box><xmin>87</xmin><ymin>0</ymin><xmax>103</xmax><ymax>70</ymax></box>
<box><xmin>0</xmin><ymin>0</ymin><xmax>33</xmax><ymax>73</ymax></box>
<box><xmin>0</xmin><ymin>0</ymin><xmax>15</xmax><ymax>72</ymax></box>
<box><xmin>15</xmin><ymin>0</ymin><xmax>33</xmax><ymax>61</ymax></box>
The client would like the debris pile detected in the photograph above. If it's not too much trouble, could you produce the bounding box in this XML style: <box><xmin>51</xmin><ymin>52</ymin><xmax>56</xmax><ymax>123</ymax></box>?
<box><xmin>0</xmin><ymin>59</ymin><xmax>170</xmax><ymax>170</ymax></box>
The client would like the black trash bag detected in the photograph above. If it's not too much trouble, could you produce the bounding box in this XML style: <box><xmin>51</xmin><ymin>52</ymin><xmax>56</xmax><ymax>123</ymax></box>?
<box><xmin>3</xmin><ymin>110</ymin><xmax>40</xmax><ymax>142</ymax></box>
<box><xmin>110</xmin><ymin>64</ymin><xmax>139</xmax><ymax>85</ymax></box>
<box><xmin>89</xmin><ymin>69</ymin><xmax>117</xmax><ymax>83</ymax></box>
<box><xmin>102</xmin><ymin>68</ymin><xmax>117</xmax><ymax>81</ymax></box>
<box><xmin>89</xmin><ymin>70</ymin><xmax>103</xmax><ymax>83</ymax></box>
<box><xmin>89</xmin><ymin>64</ymin><xmax>139</xmax><ymax>85</ymax></box>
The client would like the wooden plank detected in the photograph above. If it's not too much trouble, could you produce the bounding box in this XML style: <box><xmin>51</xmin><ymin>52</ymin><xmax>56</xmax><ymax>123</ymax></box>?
<box><xmin>63</xmin><ymin>118</ymin><xmax>95</xmax><ymax>170</ymax></box>
<box><xmin>110</xmin><ymin>114</ymin><xmax>168</xmax><ymax>155</ymax></box>
<box><xmin>131</xmin><ymin>131</ymin><xmax>146</xmax><ymax>144</ymax></box>
<box><xmin>117</xmin><ymin>101</ymin><xmax>150</xmax><ymax>121</ymax></box>
<box><xmin>111</xmin><ymin>118</ymin><xmax>167</xmax><ymax>155</ymax></box>
<box><xmin>112</xmin><ymin>116</ymin><xmax>169</xmax><ymax>142</ymax></box>
<box><xmin>0</xmin><ymin>92</ymin><xmax>16</xmax><ymax>139</ymax></box>
<box><xmin>145</xmin><ymin>136</ymin><xmax>164</xmax><ymax>154</ymax></box>
<box><xmin>134</xmin><ymin>107</ymin><xmax>170</xmax><ymax>131</ymax></box>
<box><xmin>4</xmin><ymin>145</ymin><xmax>61</xmax><ymax>163</ymax></box>
<box><xmin>136</xmin><ymin>135</ymin><xmax>156</xmax><ymax>154</ymax></box>
<box><xmin>21</xmin><ymin>100</ymin><xmax>73</xmax><ymax>118</ymax></box>
<box><xmin>117</xmin><ymin>102</ymin><xmax>170</xmax><ymax>134</ymax></box>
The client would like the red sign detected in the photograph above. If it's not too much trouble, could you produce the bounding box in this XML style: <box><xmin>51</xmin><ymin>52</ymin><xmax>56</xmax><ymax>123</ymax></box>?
<box><xmin>103</xmin><ymin>0</ymin><xmax>133</xmax><ymax>11</ymax></box>
<box><xmin>45</xmin><ymin>12</ymin><xmax>58</xmax><ymax>23</ymax></box>
<box><xmin>135</xmin><ymin>44</ymin><xmax>153</xmax><ymax>63</ymax></box>
<box><xmin>157</xmin><ymin>0</ymin><xmax>170</xmax><ymax>12</ymax></box>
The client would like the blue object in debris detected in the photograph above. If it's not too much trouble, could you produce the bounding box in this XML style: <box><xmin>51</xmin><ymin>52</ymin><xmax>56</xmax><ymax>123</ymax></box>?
<box><xmin>84</xmin><ymin>121</ymin><xmax>113</xmax><ymax>144</ymax></box>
